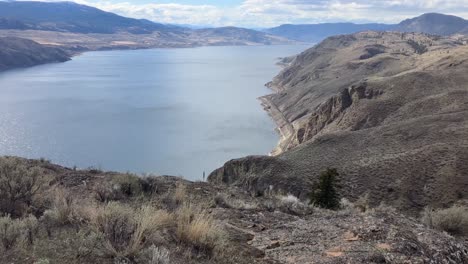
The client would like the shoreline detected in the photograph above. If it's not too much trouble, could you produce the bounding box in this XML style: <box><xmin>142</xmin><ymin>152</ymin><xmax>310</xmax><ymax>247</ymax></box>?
<box><xmin>258</xmin><ymin>95</ymin><xmax>295</xmax><ymax>156</ymax></box>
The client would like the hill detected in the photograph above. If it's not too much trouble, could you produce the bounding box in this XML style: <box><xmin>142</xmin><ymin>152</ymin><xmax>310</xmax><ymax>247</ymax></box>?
<box><xmin>0</xmin><ymin>156</ymin><xmax>467</xmax><ymax>263</ymax></box>
<box><xmin>266</xmin><ymin>13</ymin><xmax>468</xmax><ymax>43</ymax></box>
<box><xmin>209</xmin><ymin>31</ymin><xmax>468</xmax><ymax>214</ymax></box>
<box><xmin>266</xmin><ymin>23</ymin><xmax>393</xmax><ymax>42</ymax></box>
<box><xmin>397</xmin><ymin>13</ymin><xmax>468</xmax><ymax>36</ymax></box>
<box><xmin>0</xmin><ymin>37</ymin><xmax>70</xmax><ymax>71</ymax></box>
<box><xmin>0</xmin><ymin>1</ymin><xmax>179</xmax><ymax>34</ymax></box>
<box><xmin>0</xmin><ymin>1</ymin><xmax>292</xmax><ymax>52</ymax></box>
<box><xmin>191</xmin><ymin>26</ymin><xmax>289</xmax><ymax>45</ymax></box>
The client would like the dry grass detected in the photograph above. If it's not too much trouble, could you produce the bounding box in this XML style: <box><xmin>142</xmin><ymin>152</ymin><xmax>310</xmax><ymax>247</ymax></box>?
<box><xmin>87</xmin><ymin>202</ymin><xmax>172</xmax><ymax>259</ymax></box>
<box><xmin>174</xmin><ymin>182</ymin><xmax>187</xmax><ymax>204</ymax></box>
<box><xmin>139</xmin><ymin>245</ymin><xmax>171</xmax><ymax>264</ymax></box>
<box><xmin>48</xmin><ymin>188</ymin><xmax>75</xmax><ymax>225</ymax></box>
<box><xmin>354</xmin><ymin>193</ymin><xmax>370</xmax><ymax>212</ymax></box>
<box><xmin>422</xmin><ymin>205</ymin><xmax>468</xmax><ymax>236</ymax></box>
<box><xmin>174</xmin><ymin>203</ymin><xmax>225</xmax><ymax>256</ymax></box>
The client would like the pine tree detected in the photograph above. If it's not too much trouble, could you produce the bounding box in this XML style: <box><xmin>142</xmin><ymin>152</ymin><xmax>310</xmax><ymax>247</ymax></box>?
<box><xmin>310</xmin><ymin>168</ymin><xmax>341</xmax><ymax>209</ymax></box>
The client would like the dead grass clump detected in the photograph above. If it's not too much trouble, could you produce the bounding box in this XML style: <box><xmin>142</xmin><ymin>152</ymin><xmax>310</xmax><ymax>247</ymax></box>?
<box><xmin>274</xmin><ymin>194</ymin><xmax>312</xmax><ymax>216</ymax></box>
<box><xmin>422</xmin><ymin>205</ymin><xmax>468</xmax><ymax>236</ymax></box>
<box><xmin>174</xmin><ymin>182</ymin><xmax>187</xmax><ymax>204</ymax></box>
<box><xmin>174</xmin><ymin>203</ymin><xmax>225</xmax><ymax>256</ymax></box>
<box><xmin>40</xmin><ymin>188</ymin><xmax>85</xmax><ymax>236</ymax></box>
<box><xmin>0</xmin><ymin>214</ymin><xmax>39</xmax><ymax>251</ymax></box>
<box><xmin>354</xmin><ymin>193</ymin><xmax>370</xmax><ymax>212</ymax></box>
<box><xmin>87</xmin><ymin>202</ymin><xmax>172</xmax><ymax>259</ymax></box>
<box><xmin>0</xmin><ymin>157</ymin><xmax>46</xmax><ymax>217</ymax></box>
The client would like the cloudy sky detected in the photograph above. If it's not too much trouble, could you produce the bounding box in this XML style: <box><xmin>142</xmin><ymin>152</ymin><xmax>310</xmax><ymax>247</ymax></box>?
<box><xmin>23</xmin><ymin>0</ymin><xmax>468</xmax><ymax>27</ymax></box>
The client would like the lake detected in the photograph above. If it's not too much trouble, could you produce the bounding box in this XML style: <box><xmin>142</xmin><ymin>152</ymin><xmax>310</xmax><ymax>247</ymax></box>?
<box><xmin>0</xmin><ymin>45</ymin><xmax>307</xmax><ymax>180</ymax></box>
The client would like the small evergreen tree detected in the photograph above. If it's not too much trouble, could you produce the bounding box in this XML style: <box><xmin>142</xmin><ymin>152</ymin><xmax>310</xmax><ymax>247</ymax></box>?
<box><xmin>310</xmin><ymin>168</ymin><xmax>340</xmax><ymax>210</ymax></box>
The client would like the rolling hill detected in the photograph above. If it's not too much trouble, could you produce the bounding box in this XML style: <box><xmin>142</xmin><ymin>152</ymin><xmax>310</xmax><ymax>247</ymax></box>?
<box><xmin>266</xmin><ymin>13</ymin><xmax>468</xmax><ymax>42</ymax></box>
<box><xmin>0</xmin><ymin>37</ymin><xmax>70</xmax><ymax>71</ymax></box>
<box><xmin>0</xmin><ymin>1</ymin><xmax>180</xmax><ymax>34</ymax></box>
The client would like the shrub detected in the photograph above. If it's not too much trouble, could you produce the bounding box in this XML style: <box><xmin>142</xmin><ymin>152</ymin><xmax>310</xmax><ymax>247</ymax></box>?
<box><xmin>310</xmin><ymin>168</ymin><xmax>341</xmax><ymax>210</ymax></box>
<box><xmin>422</xmin><ymin>205</ymin><xmax>468</xmax><ymax>236</ymax></box>
<box><xmin>276</xmin><ymin>194</ymin><xmax>311</xmax><ymax>215</ymax></box>
<box><xmin>88</xmin><ymin>202</ymin><xmax>172</xmax><ymax>259</ymax></box>
<box><xmin>41</xmin><ymin>188</ymin><xmax>82</xmax><ymax>236</ymax></box>
<box><xmin>93</xmin><ymin>183</ymin><xmax>118</xmax><ymax>202</ymax></box>
<box><xmin>21</xmin><ymin>215</ymin><xmax>39</xmax><ymax>246</ymax></box>
<box><xmin>0</xmin><ymin>215</ymin><xmax>22</xmax><ymax>250</ymax></box>
<box><xmin>114</xmin><ymin>174</ymin><xmax>142</xmax><ymax>197</ymax></box>
<box><xmin>0</xmin><ymin>158</ymin><xmax>46</xmax><ymax>217</ymax></box>
<box><xmin>140</xmin><ymin>176</ymin><xmax>160</xmax><ymax>195</ymax></box>
<box><xmin>407</xmin><ymin>39</ymin><xmax>428</xmax><ymax>54</ymax></box>
<box><xmin>174</xmin><ymin>203</ymin><xmax>225</xmax><ymax>256</ymax></box>
<box><xmin>354</xmin><ymin>193</ymin><xmax>370</xmax><ymax>212</ymax></box>
<box><xmin>0</xmin><ymin>214</ymin><xmax>38</xmax><ymax>250</ymax></box>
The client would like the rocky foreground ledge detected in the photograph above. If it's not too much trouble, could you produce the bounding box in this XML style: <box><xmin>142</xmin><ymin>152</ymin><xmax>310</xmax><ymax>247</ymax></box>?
<box><xmin>1</xmin><ymin>156</ymin><xmax>467</xmax><ymax>263</ymax></box>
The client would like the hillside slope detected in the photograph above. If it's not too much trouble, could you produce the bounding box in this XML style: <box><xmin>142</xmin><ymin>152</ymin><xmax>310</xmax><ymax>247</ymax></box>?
<box><xmin>0</xmin><ymin>1</ymin><xmax>179</xmax><ymax>34</ymax></box>
<box><xmin>0</xmin><ymin>37</ymin><xmax>70</xmax><ymax>71</ymax></box>
<box><xmin>209</xmin><ymin>31</ymin><xmax>468</xmax><ymax>213</ymax></box>
<box><xmin>1</xmin><ymin>157</ymin><xmax>467</xmax><ymax>263</ymax></box>
<box><xmin>266</xmin><ymin>13</ymin><xmax>468</xmax><ymax>43</ymax></box>
<box><xmin>397</xmin><ymin>13</ymin><xmax>468</xmax><ymax>36</ymax></box>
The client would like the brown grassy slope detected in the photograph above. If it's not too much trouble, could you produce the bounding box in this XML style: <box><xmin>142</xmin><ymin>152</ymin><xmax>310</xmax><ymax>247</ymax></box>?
<box><xmin>210</xmin><ymin>32</ymin><xmax>468</xmax><ymax>214</ymax></box>
<box><xmin>1</xmin><ymin>157</ymin><xmax>468</xmax><ymax>264</ymax></box>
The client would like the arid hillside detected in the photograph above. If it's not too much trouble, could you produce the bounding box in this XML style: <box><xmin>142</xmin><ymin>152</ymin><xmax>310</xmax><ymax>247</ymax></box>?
<box><xmin>0</xmin><ymin>37</ymin><xmax>70</xmax><ymax>71</ymax></box>
<box><xmin>210</xmin><ymin>31</ymin><xmax>468</xmax><ymax>213</ymax></box>
<box><xmin>1</xmin><ymin>157</ymin><xmax>467</xmax><ymax>264</ymax></box>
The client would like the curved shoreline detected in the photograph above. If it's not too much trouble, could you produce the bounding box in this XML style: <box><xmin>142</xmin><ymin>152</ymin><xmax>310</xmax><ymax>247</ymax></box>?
<box><xmin>258</xmin><ymin>95</ymin><xmax>294</xmax><ymax>156</ymax></box>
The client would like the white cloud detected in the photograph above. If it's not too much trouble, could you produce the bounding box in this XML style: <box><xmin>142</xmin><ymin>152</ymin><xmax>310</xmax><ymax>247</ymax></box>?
<box><xmin>13</xmin><ymin>0</ymin><xmax>468</xmax><ymax>27</ymax></box>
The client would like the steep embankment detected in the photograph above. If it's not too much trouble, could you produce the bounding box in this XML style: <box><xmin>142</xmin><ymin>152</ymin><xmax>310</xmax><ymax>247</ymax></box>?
<box><xmin>210</xmin><ymin>31</ymin><xmax>468</xmax><ymax>213</ymax></box>
<box><xmin>0</xmin><ymin>37</ymin><xmax>70</xmax><ymax>71</ymax></box>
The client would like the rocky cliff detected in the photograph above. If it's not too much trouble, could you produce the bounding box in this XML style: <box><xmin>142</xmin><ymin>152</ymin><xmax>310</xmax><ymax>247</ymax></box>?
<box><xmin>210</xmin><ymin>31</ymin><xmax>468</xmax><ymax>214</ymax></box>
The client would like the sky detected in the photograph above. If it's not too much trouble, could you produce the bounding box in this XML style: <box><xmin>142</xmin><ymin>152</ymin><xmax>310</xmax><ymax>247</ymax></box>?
<box><xmin>18</xmin><ymin>0</ymin><xmax>468</xmax><ymax>27</ymax></box>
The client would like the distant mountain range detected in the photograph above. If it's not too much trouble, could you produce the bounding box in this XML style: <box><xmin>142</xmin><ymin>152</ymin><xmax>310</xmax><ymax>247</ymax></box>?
<box><xmin>0</xmin><ymin>1</ymin><xmax>181</xmax><ymax>34</ymax></box>
<box><xmin>266</xmin><ymin>13</ymin><xmax>468</xmax><ymax>42</ymax></box>
<box><xmin>0</xmin><ymin>1</ymin><xmax>291</xmax><ymax>51</ymax></box>
<box><xmin>265</xmin><ymin>23</ymin><xmax>393</xmax><ymax>43</ymax></box>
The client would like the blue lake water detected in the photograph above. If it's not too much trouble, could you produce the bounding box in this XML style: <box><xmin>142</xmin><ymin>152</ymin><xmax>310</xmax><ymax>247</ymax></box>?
<box><xmin>0</xmin><ymin>45</ymin><xmax>307</xmax><ymax>180</ymax></box>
